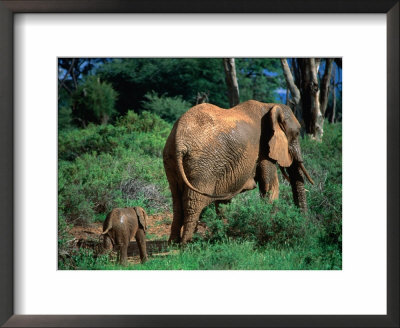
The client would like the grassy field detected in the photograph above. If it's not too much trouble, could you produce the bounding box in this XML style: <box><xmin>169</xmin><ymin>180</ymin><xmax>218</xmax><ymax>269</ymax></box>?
<box><xmin>58</xmin><ymin>111</ymin><xmax>342</xmax><ymax>270</ymax></box>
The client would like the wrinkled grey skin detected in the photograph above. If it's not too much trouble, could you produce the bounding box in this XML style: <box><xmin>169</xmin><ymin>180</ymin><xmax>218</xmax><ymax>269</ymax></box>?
<box><xmin>163</xmin><ymin>100</ymin><xmax>313</xmax><ymax>244</ymax></box>
<box><xmin>102</xmin><ymin>207</ymin><xmax>148</xmax><ymax>264</ymax></box>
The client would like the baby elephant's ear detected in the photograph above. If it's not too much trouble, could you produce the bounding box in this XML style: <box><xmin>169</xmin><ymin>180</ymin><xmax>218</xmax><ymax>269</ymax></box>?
<box><xmin>135</xmin><ymin>207</ymin><xmax>148</xmax><ymax>231</ymax></box>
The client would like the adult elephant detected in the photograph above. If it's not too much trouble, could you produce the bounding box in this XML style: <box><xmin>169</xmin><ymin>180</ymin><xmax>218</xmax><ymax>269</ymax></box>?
<box><xmin>163</xmin><ymin>100</ymin><xmax>314</xmax><ymax>244</ymax></box>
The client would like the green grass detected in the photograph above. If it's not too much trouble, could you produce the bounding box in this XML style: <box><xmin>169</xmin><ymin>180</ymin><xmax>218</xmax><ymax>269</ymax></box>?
<box><xmin>65</xmin><ymin>238</ymin><xmax>340</xmax><ymax>270</ymax></box>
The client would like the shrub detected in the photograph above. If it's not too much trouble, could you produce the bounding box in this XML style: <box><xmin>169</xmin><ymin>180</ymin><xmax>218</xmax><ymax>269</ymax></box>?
<box><xmin>200</xmin><ymin>191</ymin><xmax>310</xmax><ymax>248</ymax></box>
<box><xmin>72</xmin><ymin>75</ymin><xmax>118</xmax><ymax>126</ymax></box>
<box><xmin>142</xmin><ymin>91</ymin><xmax>191</xmax><ymax>123</ymax></box>
<box><xmin>116</xmin><ymin>110</ymin><xmax>171</xmax><ymax>135</ymax></box>
<box><xmin>58</xmin><ymin>124</ymin><xmax>120</xmax><ymax>161</ymax></box>
<box><xmin>59</xmin><ymin>248</ymin><xmax>112</xmax><ymax>270</ymax></box>
<box><xmin>119</xmin><ymin>178</ymin><xmax>169</xmax><ymax>212</ymax></box>
<box><xmin>59</xmin><ymin>111</ymin><xmax>172</xmax><ymax>162</ymax></box>
<box><xmin>58</xmin><ymin>106</ymin><xmax>73</xmax><ymax>130</ymax></box>
<box><xmin>227</xmin><ymin>194</ymin><xmax>309</xmax><ymax>247</ymax></box>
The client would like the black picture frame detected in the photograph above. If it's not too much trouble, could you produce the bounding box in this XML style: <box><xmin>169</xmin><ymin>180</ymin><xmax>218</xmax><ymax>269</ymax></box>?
<box><xmin>0</xmin><ymin>1</ymin><xmax>398</xmax><ymax>327</ymax></box>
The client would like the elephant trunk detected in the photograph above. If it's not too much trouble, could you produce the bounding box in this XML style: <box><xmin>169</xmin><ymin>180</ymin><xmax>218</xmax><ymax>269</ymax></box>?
<box><xmin>287</xmin><ymin>163</ymin><xmax>308</xmax><ymax>212</ymax></box>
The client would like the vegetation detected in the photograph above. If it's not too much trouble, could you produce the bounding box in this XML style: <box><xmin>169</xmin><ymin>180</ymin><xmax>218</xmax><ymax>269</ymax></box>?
<box><xmin>58</xmin><ymin>58</ymin><xmax>342</xmax><ymax>270</ymax></box>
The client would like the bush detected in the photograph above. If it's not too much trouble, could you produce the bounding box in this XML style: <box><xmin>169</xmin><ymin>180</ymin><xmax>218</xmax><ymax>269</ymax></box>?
<box><xmin>116</xmin><ymin>110</ymin><xmax>171</xmax><ymax>135</ymax></box>
<box><xmin>72</xmin><ymin>75</ymin><xmax>118</xmax><ymax>126</ymax></box>
<box><xmin>58</xmin><ymin>124</ymin><xmax>120</xmax><ymax>161</ymax></box>
<box><xmin>119</xmin><ymin>178</ymin><xmax>169</xmax><ymax>212</ymax></box>
<box><xmin>59</xmin><ymin>248</ymin><xmax>112</xmax><ymax>270</ymax></box>
<box><xmin>59</xmin><ymin>111</ymin><xmax>172</xmax><ymax>161</ymax></box>
<box><xmin>58</xmin><ymin>106</ymin><xmax>73</xmax><ymax>130</ymax></box>
<box><xmin>201</xmin><ymin>193</ymin><xmax>310</xmax><ymax>248</ymax></box>
<box><xmin>142</xmin><ymin>91</ymin><xmax>191</xmax><ymax>123</ymax></box>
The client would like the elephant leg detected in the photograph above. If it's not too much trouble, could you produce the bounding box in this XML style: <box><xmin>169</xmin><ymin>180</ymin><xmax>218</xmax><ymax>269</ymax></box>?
<box><xmin>256</xmin><ymin>159</ymin><xmax>279</xmax><ymax>201</ymax></box>
<box><xmin>168</xmin><ymin>183</ymin><xmax>184</xmax><ymax>244</ymax></box>
<box><xmin>119</xmin><ymin>242</ymin><xmax>128</xmax><ymax>265</ymax></box>
<box><xmin>135</xmin><ymin>229</ymin><xmax>148</xmax><ymax>263</ymax></box>
<box><xmin>181</xmin><ymin>192</ymin><xmax>210</xmax><ymax>244</ymax></box>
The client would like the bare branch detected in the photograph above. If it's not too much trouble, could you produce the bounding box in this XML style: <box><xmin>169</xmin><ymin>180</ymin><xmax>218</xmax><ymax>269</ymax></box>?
<box><xmin>58</xmin><ymin>58</ymin><xmax>75</xmax><ymax>94</ymax></box>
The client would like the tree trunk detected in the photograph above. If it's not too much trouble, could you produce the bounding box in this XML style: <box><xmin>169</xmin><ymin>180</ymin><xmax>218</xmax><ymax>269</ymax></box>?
<box><xmin>326</xmin><ymin>64</ymin><xmax>337</xmax><ymax>123</ymax></box>
<box><xmin>331</xmin><ymin>82</ymin><xmax>337</xmax><ymax>123</ymax></box>
<box><xmin>222</xmin><ymin>58</ymin><xmax>240</xmax><ymax>107</ymax></box>
<box><xmin>101</xmin><ymin>113</ymin><xmax>109</xmax><ymax>125</ymax></box>
<box><xmin>282</xmin><ymin>58</ymin><xmax>338</xmax><ymax>140</ymax></box>
<box><xmin>280</xmin><ymin>59</ymin><xmax>301</xmax><ymax>111</ymax></box>
<box><xmin>196</xmin><ymin>92</ymin><xmax>209</xmax><ymax>104</ymax></box>
<box><xmin>320</xmin><ymin>58</ymin><xmax>334</xmax><ymax>116</ymax></box>
<box><xmin>285</xmin><ymin>88</ymin><xmax>290</xmax><ymax>105</ymax></box>
<box><xmin>298</xmin><ymin>58</ymin><xmax>324</xmax><ymax>140</ymax></box>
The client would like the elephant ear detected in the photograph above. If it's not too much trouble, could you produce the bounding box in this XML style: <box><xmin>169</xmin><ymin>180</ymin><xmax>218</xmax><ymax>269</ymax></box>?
<box><xmin>135</xmin><ymin>207</ymin><xmax>148</xmax><ymax>232</ymax></box>
<box><xmin>268</xmin><ymin>105</ymin><xmax>293</xmax><ymax>167</ymax></box>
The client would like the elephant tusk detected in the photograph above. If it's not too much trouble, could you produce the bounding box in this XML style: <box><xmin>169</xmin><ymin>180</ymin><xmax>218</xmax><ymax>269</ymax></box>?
<box><xmin>279</xmin><ymin>166</ymin><xmax>290</xmax><ymax>182</ymax></box>
<box><xmin>299</xmin><ymin>162</ymin><xmax>314</xmax><ymax>185</ymax></box>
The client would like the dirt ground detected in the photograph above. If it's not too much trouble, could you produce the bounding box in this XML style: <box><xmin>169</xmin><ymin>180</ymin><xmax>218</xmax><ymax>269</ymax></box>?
<box><xmin>69</xmin><ymin>212</ymin><xmax>173</xmax><ymax>241</ymax></box>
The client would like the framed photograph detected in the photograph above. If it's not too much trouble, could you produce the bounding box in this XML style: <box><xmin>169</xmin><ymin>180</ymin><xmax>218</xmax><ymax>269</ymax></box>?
<box><xmin>1</xmin><ymin>0</ymin><xmax>398</xmax><ymax>327</ymax></box>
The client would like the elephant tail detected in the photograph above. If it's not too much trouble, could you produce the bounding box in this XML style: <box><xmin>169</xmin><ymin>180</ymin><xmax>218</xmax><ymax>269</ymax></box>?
<box><xmin>176</xmin><ymin>149</ymin><xmax>232</xmax><ymax>199</ymax></box>
<box><xmin>102</xmin><ymin>227</ymin><xmax>111</xmax><ymax>235</ymax></box>
<box><xmin>102</xmin><ymin>212</ymin><xmax>112</xmax><ymax>235</ymax></box>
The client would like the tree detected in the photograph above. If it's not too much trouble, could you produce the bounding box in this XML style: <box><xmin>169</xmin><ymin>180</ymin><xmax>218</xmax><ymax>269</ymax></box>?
<box><xmin>58</xmin><ymin>58</ymin><xmax>110</xmax><ymax>129</ymax></box>
<box><xmin>222</xmin><ymin>58</ymin><xmax>240</xmax><ymax>107</ymax></box>
<box><xmin>72</xmin><ymin>76</ymin><xmax>118</xmax><ymax>126</ymax></box>
<box><xmin>97</xmin><ymin>58</ymin><xmax>230</xmax><ymax>114</ymax></box>
<box><xmin>236</xmin><ymin>58</ymin><xmax>283</xmax><ymax>104</ymax></box>
<box><xmin>280</xmin><ymin>58</ymin><xmax>335</xmax><ymax>140</ymax></box>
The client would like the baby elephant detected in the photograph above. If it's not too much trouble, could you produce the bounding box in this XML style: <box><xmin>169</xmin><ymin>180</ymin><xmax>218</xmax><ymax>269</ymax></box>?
<box><xmin>102</xmin><ymin>207</ymin><xmax>148</xmax><ymax>265</ymax></box>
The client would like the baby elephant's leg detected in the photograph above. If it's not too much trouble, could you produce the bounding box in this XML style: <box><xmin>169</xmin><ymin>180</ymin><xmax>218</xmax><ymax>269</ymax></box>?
<box><xmin>135</xmin><ymin>229</ymin><xmax>148</xmax><ymax>263</ymax></box>
<box><xmin>119</xmin><ymin>242</ymin><xmax>129</xmax><ymax>265</ymax></box>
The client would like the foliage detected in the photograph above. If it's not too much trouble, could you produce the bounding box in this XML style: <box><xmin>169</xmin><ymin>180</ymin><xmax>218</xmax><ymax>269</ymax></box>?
<box><xmin>115</xmin><ymin>110</ymin><xmax>171</xmax><ymax>134</ymax></box>
<box><xmin>58</xmin><ymin>111</ymin><xmax>171</xmax><ymax>226</ymax></box>
<box><xmin>236</xmin><ymin>58</ymin><xmax>284</xmax><ymax>103</ymax></box>
<box><xmin>58</xmin><ymin>247</ymin><xmax>112</xmax><ymax>270</ymax></box>
<box><xmin>59</xmin><ymin>58</ymin><xmax>341</xmax><ymax>131</ymax></box>
<box><xmin>223</xmin><ymin>196</ymin><xmax>308</xmax><ymax>248</ymax></box>
<box><xmin>58</xmin><ymin>106</ymin><xmax>73</xmax><ymax>130</ymax></box>
<box><xmin>142</xmin><ymin>91</ymin><xmax>191</xmax><ymax>123</ymax></box>
<box><xmin>72</xmin><ymin>75</ymin><xmax>118</xmax><ymax>126</ymax></box>
<box><xmin>96</xmin><ymin>58</ymin><xmax>229</xmax><ymax>116</ymax></box>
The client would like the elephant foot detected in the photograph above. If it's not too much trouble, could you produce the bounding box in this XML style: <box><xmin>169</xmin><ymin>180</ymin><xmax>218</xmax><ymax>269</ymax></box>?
<box><xmin>140</xmin><ymin>255</ymin><xmax>148</xmax><ymax>264</ymax></box>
